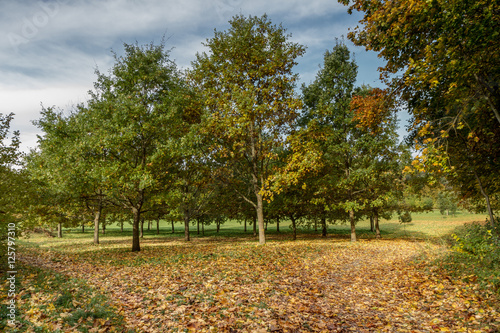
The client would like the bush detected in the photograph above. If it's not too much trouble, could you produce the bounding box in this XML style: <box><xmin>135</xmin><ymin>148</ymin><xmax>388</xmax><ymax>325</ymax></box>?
<box><xmin>451</xmin><ymin>222</ymin><xmax>499</xmax><ymax>258</ymax></box>
<box><xmin>446</xmin><ymin>222</ymin><xmax>500</xmax><ymax>292</ymax></box>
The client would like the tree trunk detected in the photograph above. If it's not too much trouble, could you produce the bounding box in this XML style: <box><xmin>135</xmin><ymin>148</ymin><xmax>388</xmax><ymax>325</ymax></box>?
<box><xmin>156</xmin><ymin>217</ymin><xmax>160</xmax><ymax>235</ymax></box>
<box><xmin>256</xmin><ymin>192</ymin><xmax>266</xmax><ymax>245</ymax></box>
<box><xmin>101</xmin><ymin>216</ymin><xmax>106</xmax><ymax>235</ymax></box>
<box><xmin>370</xmin><ymin>215</ymin><xmax>375</xmax><ymax>232</ymax></box>
<box><xmin>474</xmin><ymin>170</ymin><xmax>496</xmax><ymax>227</ymax></box>
<box><xmin>82</xmin><ymin>223</ymin><xmax>85</xmax><ymax>233</ymax></box>
<box><xmin>202</xmin><ymin>219</ymin><xmax>205</xmax><ymax>236</ymax></box>
<box><xmin>197</xmin><ymin>218</ymin><xmax>200</xmax><ymax>235</ymax></box>
<box><xmin>253</xmin><ymin>214</ymin><xmax>257</xmax><ymax>236</ymax></box>
<box><xmin>374</xmin><ymin>210</ymin><xmax>381</xmax><ymax>239</ymax></box>
<box><xmin>244</xmin><ymin>218</ymin><xmax>247</xmax><ymax>232</ymax></box>
<box><xmin>171</xmin><ymin>220</ymin><xmax>175</xmax><ymax>233</ymax></box>
<box><xmin>57</xmin><ymin>222</ymin><xmax>62</xmax><ymax>238</ymax></box>
<box><xmin>350</xmin><ymin>209</ymin><xmax>357</xmax><ymax>242</ymax></box>
<box><xmin>121</xmin><ymin>221</ymin><xmax>124</xmax><ymax>232</ymax></box>
<box><xmin>140</xmin><ymin>218</ymin><xmax>144</xmax><ymax>238</ymax></box>
<box><xmin>93</xmin><ymin>204</ymin><xmax>101</xmax><ymax>245</ymax></box>
<box><xmin>290</xmin><ymin>216</ymin><xmax>297</xmax><ymax>240</ymax></box>
<box><xmin>314</xmin><ymin>219</ymin><xmax>317</xmax><ymax>232</ymax></box>
<box><xmin>265</xmin><ymin>219</ymin><xmax>268</xmax><ymax>231</ymax></box>
<box><xmin>216</xmin><ymin>218</ymin><xmax>220</xmax><ymax>233</ymax></box>
<box><xmin>321</xmin><ymin>216</ymin><xmax>327</xmax><ymax>237</ymax></box>
<box><xmin>132</xmin><ymin>208</ymin><xmax>141</xmax><ymax>252</ymax></box>
<box><xmin>184</xmin><ymin>211</ymin><xmax>190</xmax><ymax>241</ymax></box>
<box><xmin>276</xmin><ymin>217</ymin><xmax>280</xmax><ymax>233</ymax></box>
<box><xmin>147</xmin><ymin>220</ymin><xmax>151</xmax><ymax>231</ymax></box>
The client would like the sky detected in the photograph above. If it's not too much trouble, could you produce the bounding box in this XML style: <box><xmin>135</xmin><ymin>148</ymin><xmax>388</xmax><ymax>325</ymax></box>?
<box><xmin>0</xmin><ymin>0</ymin><xmax>405</xmax><ymax>154</ymax></box>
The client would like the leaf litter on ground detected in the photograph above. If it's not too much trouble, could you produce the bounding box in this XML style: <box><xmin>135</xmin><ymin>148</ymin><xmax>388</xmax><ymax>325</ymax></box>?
<box><xmin>15</xmin><ymin>236</ymin><xmax>500</xmax><ymax>332</ymax></box>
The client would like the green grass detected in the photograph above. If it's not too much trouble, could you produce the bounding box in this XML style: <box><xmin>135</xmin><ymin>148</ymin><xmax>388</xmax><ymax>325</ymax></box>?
<box><xmin>18</xmin><ymin>209</ymin><xmax>487</xmax><ymax>261</ymax></box>
<box><xmin>57</xmin><ymin>209</ymin><xmax>487</xmax><ymax>241</ymax></box>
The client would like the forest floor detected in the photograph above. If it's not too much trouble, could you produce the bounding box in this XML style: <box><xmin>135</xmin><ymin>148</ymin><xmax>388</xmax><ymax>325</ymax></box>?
<box><xmin>6</xmin><ymin>231</ymin><xmax>500</xmax><ymax>332</ymax></box>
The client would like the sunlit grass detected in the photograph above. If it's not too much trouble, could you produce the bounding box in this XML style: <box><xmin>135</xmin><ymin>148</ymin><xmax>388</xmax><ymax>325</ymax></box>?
<box><xmin>20</xmin><ymin>210</ymin><xmax>487</xmax><ymax>253</ymax></box>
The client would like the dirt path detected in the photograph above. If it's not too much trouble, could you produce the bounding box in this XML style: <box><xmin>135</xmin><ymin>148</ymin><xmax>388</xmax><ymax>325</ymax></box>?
<box><xmin>20</xmin><ymin>239</ymin><xmax>500</xmax><ymax>332</ymax></box>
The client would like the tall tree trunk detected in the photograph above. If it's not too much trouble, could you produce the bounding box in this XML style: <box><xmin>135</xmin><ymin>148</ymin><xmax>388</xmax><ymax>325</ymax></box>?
<box><xmin>290</xmin><ymin>216</ymin><xmax>297</xmax><ymax>240</ymax></box>
<box><xmin>171</xmin><ymin>220</ymin><xmax>175</xmax><ymax>234</ymax></box>
<box><xmin>140</xmin><ymin>218</ymin><xmax>144</xmax><ymax>238</ymax></box>
<box><xmin>276</xmin><ymin>217</ymin><xmax>280</xmax><ymax>233</ymax></box>
<box><xmin>265</xmin><ymin>219</ymin><xmax>268</xmax><ymax>231</ymax></box>
<box><xmin>250</xmin><ymin>120</ymin><xmax>266</xmax><ymax>245</ymax></box>
<box><xmin>253</xmin><ymin>214</ymin><xmax>257</xmax><ymax>236</ymax></box>
<box><xmin>132</xmin><ymin>208</ymin><xmax>141</xmax><ymax>252</ymax></box>
<box><xmin>81</xmin><ymin>223</ymin><xmax>85</xmax><ymax>233</ymax></box>
<box><xmin>156</xmin><ymin>217</ymin><xmax>160</xmax><ymax>235</ymax></box>
<box><xmin>202</xmin><ymin>219</ymin><xmax>205</xmax><ymax>236</ymax></box>
<box><xmin>374</xmin><ymin>210</ymin><xmax>381</xmax><ymax>239</ymax></box>
<box><xmin>93</xmin><ymin>204</ymin><xmax>102</xmax><ymax>245</ymax></box>
<box><xmin>216</xmin><ymin>218</ymin><xmax>220</xmax><ymax>233</ymax></box>
<box><xmin>370</xmin><ymin>215</ymin><xmax>375</xmax><ymax>232</ymax></box>
<box><xmin>120</xmin><ymin>221</ymin><xmax>124</xmax><ymax>232</ymax></box>
<box><xmin>314</xmin><ymin>219</ymin><xmax>317</xmax><ymax>232</ymax></box>
<box><xmin>197</xmin><ymin>218</ymin><xmax>200</xmax><ymax>235</ymax></box>
<box><xmin>350</xmin><ymin>209</ymin><xmax>357</xmax><ymax>242</ymax></box>
<box><xmin>244</xmin><ymin>218</ymin><xmax>247</xmax><ymax>232</ymax></box>
<box><xmin>57</xmin><ymin>222</ymin><xmax>62</xmax><ymax>238</ymax></box>
<box><xmin>101</xmin><ymin>215</ymin><xmax>106</xmax><ymax>235</ymax></box>
<box><xmin>256</xmin><ymin>191</ymin><xmax>266</xmax><ymax>245</ymax></box>
<box><xmin>321</xmin><ymin>215</ymin><xmax>327</xmax><ymax>237</ymax></box>
<box><xmin>474</xmin><ymin>170</ymin><xmax>496</xmax><ymax>227</ymax></box>
<box><xmin>184</xmin><ymin>212</ymin><xmax>190</xmax><ymax>241</ymax></box>
<box><xmin>147</xmin><ymin>220</ymin><xmax>151</xmax><ymax>231</ymax></box>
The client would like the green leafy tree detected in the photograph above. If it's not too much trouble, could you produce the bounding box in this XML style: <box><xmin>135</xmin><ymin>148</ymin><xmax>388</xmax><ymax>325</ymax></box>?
<box><xmin>300</xmin><ymin>42</ymin><xmax>370</xmax><ymax>242</ymax></box>
<box><xmin>79</xmin><ymin>41</ymin><xmax>193</xmax><ymax>252</ymax></box>
<box><xmin>279</xmin><ymin>42</ymin><xmax>404</xmax><ymax>242</ymax></box>
<box><xmin>0</xmin><ymin>113</ymin><xmax>25</xmax><ymax>273</ymax></box>
<box><xmin>28</xmin><ymin>106</ymin><xmax>107</xmax><ymax>243</ymax></box>
<box><xmin>0</xmin><ymin>113</ymin><xmax>22</xmax><ymax>218</ymax></box>
<box><xmin>190</xmin><ymin>14</ymin><xmax>305</xmax><ymax>244</ymax></box>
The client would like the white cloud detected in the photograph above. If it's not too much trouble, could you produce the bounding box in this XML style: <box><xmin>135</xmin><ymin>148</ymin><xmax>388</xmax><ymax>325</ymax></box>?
<box><xmin>1</xmin><ymin>0</ymin><xmax>398</xmax><ymax>153</ymax></box>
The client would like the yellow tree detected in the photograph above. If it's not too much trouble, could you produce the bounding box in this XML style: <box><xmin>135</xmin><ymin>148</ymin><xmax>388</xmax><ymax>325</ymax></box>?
<box><xmin>190</xmin><ymin>14</ymin><xmax>305</xmax><ymax>244</ymax></box>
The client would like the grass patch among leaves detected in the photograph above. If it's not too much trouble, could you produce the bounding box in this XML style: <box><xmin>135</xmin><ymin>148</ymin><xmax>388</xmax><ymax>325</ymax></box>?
<box><xmin>1</xmin><ymin>263</ymin><xmax>130</xmax><ymax>332</ymax></box>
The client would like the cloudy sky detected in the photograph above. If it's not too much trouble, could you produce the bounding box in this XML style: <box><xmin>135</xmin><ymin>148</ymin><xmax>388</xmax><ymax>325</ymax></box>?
<box><xmin>1</xmin><ymin>0</ymin><xmax>403</xmax><ymax>153</ymax></box>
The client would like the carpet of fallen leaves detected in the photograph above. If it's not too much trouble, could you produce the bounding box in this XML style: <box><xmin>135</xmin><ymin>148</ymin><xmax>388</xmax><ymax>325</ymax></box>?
<box><xmin>17</xmin><ymin>237</ymin><xmax>500</xmax><ymax>332</ymax></box>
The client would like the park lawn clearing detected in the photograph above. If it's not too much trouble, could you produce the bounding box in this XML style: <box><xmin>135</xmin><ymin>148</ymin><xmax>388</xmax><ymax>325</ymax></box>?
<box><xmin>14</xmin><ymin>232</ymin><xmax>500</xmax><ymax>332</ymax></box>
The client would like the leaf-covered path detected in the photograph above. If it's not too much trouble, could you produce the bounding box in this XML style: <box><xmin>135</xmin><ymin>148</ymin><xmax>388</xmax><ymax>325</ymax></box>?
<box><xmin>19</xmin><ymin>238</ymin><xmax>500</xmax><ymax>332</ymax></box>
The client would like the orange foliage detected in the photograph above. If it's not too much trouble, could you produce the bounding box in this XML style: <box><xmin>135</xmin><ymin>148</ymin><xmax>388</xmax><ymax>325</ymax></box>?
<box><xmin>350</xmin><ymin>88</ymin><xmax>393</xmax><ymax>135</ymax></box>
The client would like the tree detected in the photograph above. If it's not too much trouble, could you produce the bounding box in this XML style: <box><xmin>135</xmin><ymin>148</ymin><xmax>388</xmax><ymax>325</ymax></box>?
<box><xmin>0</xmin><ymin>113</ymin><xmax>22</xmax><ymax>217</ymax></box>
<box><xmin>349</xmin><ymin>87</ymin><xmax>405</xmax><ymax>238</ymax></box>
<box><xmin>78</xmin><ymin>41</ymin><xmax>193</xmax><ymax>252</ymax></box>
<box><xmin>277</xmin><ymin>42</ymin><xmax>403</xmax><ymax>242</ymax></box>
<box><xmin>300</xmin><ymin>42</ymin><xmax>371</xmax><ymax>242</ymax></box>
<box><xmin>28</xmin><ymin>106</ymin><xmax>107</xmax><ymax>243</ymax></box>
<box><xmin>0</xmin><ymin>113</ymin><xmax>25</xmax><ymax>273</ymax></box>
<box><xmin>340</xmin><ymin>0</ymin><xmax>500</xmax><ymax>225</ymax></box>
<box><xmin>190</xmin><ymin>14</ymin><xmax>305</xmax><ymax>244</ymax></box>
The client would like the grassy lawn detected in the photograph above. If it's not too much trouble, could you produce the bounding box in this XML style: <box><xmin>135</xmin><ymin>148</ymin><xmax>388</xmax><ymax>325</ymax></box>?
<box><xmin>55</xmin><ymin>209</ymin><xmax>488</xmax><ymax>242</ymax></box>
<box><xmin>3</xmin><ymin>210</ymin><xmax>499</xmax><ymax>332</ymax></box>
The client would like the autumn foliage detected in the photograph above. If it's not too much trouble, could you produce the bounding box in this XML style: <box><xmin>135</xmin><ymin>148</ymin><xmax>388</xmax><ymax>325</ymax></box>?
<box><xmin>350</xmin><ymin>88</ymin><xmax>394</xmax><ymax>135</ymax></box>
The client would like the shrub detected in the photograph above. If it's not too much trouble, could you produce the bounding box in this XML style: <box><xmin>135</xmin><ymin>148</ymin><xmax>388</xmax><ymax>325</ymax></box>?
<box><xmin>446</xmin><ymin>222</ymin><xmax>500</xmax><ymax>293</ymax></box>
